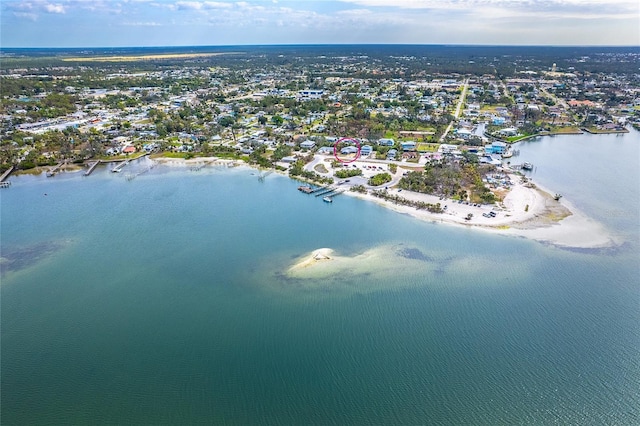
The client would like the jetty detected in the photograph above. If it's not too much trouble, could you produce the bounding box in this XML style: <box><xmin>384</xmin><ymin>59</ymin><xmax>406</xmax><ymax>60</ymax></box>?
<box><xmin>310</xmin><ymin>185</ymin><xmax>329</xmax><ymax>194</ymax></box>
<box><xmin>112</xmin><ymin>159</ymin><xmax>131</xmax><ymax>173</ymax></box>
<box><xmin>125</xmin><ymin>160</ymin><xmax>156</xmax><ymax>181</ymax></box>
<box><xmin>46</xmin><ymin>162</ymin><xmax>64</xmax><ymax>177</ymax></box>
<box><xmin>321</xmin><ymin>188</ymin><xmax>346</xmax><ymax>203</ymax></box>
<box><xmin>315</xmin><ymin>186</ymin><xmax>338</xmax><ymax>197</ymax></box>
<box><xmin>84</xmin><ymin>161</ymin><xmax>100</xmax><ymax>176</ymax></box>
<box><xmin>0</xmin><ymin>166</ymin><xmax>14</xmax><ymax>183</ymax></box>
<box><xmin>190</xmin><ymin>160</ymin><xmax>213</xmax><ymax>172</ymax></box>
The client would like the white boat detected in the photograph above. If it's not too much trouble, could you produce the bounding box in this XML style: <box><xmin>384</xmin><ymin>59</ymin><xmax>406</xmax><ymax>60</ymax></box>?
<box><xmin>502</xmin><ymin>150</ymin><xmax>513</xmax><ymax>158</ymax></box>
<box><xmin>323</xmin><ymin>196</ymin><xmax>333</xmax><ymax>203</ymax></box>
<box><xmin>522</xmin><ymin>162</ymin><xmax>533</xmax><ymax>170</ymax></box>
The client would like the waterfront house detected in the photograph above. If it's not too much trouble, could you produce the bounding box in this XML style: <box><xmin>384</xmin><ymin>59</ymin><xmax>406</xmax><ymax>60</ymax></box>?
<box><xmin>378</xmin><ymin>138</ymin><xmax>395</xmax><ymax>146</ymax></box>
<box><xmin>485</xmin><ymin>141</ymin><xmax>507</xmax><ymax>154</ymax></box>
<box><xmin>341</xmin><ymin>146</ymin><xmax>359</xmax><ymax>155</ymax></box>
<box><xmin>361</xmin><ymin>145</ymin><xmax>373</xmax><ymax>156</ymax></box>
<box><xmin>387</xmin><ymin>149</ymin><xmax>397</xmax><ymax>160</ymax></box>
<box><xmin>317</xmin><ymin>146</ymin><xmax>333</xmax><ymax>155</ymax></box>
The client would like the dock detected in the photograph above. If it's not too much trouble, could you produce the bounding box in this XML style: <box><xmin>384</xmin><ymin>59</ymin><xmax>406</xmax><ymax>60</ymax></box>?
<box><xmin>84</xmin><ymin>161</ymin><xmax>101</xmax><ymax>176</ymax></box>
<box><xmin>46</xmin><ymin>162</ymin><xmax>64</xmax><ymax>177</ymax></box>
<box><xmin>125</xmin><ymin>160</ymin><xmax>156</xmax><ymax>181</ymax></box>
<box><xmin>315</xmin><ymin>187</ymin><xmax>337</xmax><ymax>197</ymax></box>
<box><xmin>310</xmin><ymin>185</ymin><xmax>329</xmax><ymax>194</ymax></box>
<box><xmin>190</xmin><ymin>160</ymin><xmax>213</xmax><ymax>172</ymax></box>
<box><xmin>0</xmin><ymin>166</ymin><xmax>14</xmax><ymax>183</ymax></box>
<box><xmin>112</xmin><ymin>159</ymin><xmax>131</xmax><ymax>173</ymax></box>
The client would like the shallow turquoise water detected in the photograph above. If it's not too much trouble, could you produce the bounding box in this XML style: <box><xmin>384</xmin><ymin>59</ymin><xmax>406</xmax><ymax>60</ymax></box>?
<box><xmin>2</xmin><ymin>131</ymin><xmax>639</xmax><ymax>425</ymax></box>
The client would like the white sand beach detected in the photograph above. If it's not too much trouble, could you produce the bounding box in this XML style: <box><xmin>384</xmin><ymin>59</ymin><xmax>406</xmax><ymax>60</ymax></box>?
<box><xmin>344</xmin><ymin>173</ymin><xmax>618</xmax><ymax>249</ymax></box>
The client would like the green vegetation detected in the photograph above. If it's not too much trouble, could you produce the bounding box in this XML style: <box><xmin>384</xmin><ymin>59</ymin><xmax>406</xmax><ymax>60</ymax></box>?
<box><xmin>388</xmin><ymin>163</ymin><xmax>397</xmax><ymax>174</ymax></box>
<box><xmin>371</xmin><ymin>190</ymin><xmax>443</xmax><ymax>213</ymax></box>
<box><xmin>368</xmin><ymin>172</ymin><xmax>392</xmax><ymax>186</ymax></box>
<box><xmin>289</xmin><ymin>160</ymin><xmax>333</xmax><ymax>185</ymax></box>
<box><xmin>335</xmin><ymin>169</ymin><xmax>362</xmax><ymax>178</ymax></box>
<box><xmin>399</xmin><ymin>159</ymin><xmax>496</xmax><ymax>203</ymax></box>
<box><xmin>350</xmin><ymin>185</ymin><xmax>368</xmax><ymax>194</ymax></box>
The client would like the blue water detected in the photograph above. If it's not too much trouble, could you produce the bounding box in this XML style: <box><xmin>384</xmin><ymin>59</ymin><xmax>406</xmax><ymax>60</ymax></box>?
<box><xmin>2</xmin><ymin>131</ymin><xmax>639</xmax><ymax>425</ymax></box>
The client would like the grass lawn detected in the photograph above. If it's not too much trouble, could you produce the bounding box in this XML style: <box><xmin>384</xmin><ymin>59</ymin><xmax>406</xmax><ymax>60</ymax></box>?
<box><xmin>416</xmin><ymin>143</ymin><xmax>439</xmax><ymax>152</ymax></box>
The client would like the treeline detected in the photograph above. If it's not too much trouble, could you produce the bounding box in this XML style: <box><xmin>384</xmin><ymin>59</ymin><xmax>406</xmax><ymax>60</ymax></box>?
<box><xmin>399</xmin><ymin>159</ymin><xmax>496</xmax><ymax>204</ymax></box>
<box><xmin>371</xmin><ymin>189</ymin><xmax>443</xmax><ymax>213</ymax></box>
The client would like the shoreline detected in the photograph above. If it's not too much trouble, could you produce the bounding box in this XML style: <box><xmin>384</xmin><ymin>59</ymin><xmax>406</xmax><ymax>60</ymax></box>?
<box><xmin>152</xmin><ymin>155</ymin><xmax>619</xmax><ymax>250</ymax></box>
<box><xmin>12</xmin><ymin>153</ymin><xmax>620</xmax><ymax>250</ymax></box>
<box><xmin>343</xmin><ymin>182</ymin><xmax>617</xmax><ymax>249</ymax></box>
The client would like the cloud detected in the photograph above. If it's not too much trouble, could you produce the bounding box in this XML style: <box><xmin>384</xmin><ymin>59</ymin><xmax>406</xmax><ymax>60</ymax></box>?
<box><xmin>174</xmin><ymin>0</ymin><xmax>233</xmax><ymax>10</ymax></box>
<box><xmin>13</xmin><ymin>12</ymin><xmax>39</xmax><ymax>21</ymax></box>
<box><xmin>121</xmin><ymin>21</ymin><xmax>162</xmax><ymax>26</ymax></box>
<box><xmin>176</xmin><ymin>1</ymin><xmax>204</xmax><ymax>9</ymax></box>
<box><xmin>44</xmin><ymin>3</ymin><xmax>66</xmax><ymax>14</ymax></box>
<box><xmin>338</xmin><ymin>0</ymin><xmax>639</xmax><ymax>17</ymax></box>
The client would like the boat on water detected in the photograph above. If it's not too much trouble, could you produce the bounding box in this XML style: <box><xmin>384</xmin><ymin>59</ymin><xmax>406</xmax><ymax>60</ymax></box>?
<box><xmin>502</xmin><ymin>150</ymin><xmax>513</xmax><ymax>158</ymax></box>
<box><xmin>522</xmin><ymin>162</ymin><xmax>533</xmax><ymax>170</ymax></box>
<box><xmin>323</xmin><ymin>196</ymin><xmax>333</xmax><ymax>203</ymax></box>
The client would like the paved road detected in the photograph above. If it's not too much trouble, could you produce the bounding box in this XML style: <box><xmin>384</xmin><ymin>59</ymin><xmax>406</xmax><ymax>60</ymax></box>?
<box><xmin>440</xmin><ymin>78</ymin><xmax>469</xmax><ymax>141</ymax></box>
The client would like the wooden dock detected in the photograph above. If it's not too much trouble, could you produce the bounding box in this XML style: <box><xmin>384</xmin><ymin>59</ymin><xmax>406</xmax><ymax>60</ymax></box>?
<box><xmin>112</xmin><ymin>159</ymin><xmax>131</xmax><ymax>173</ymax></box>
<box><xmin>46</xmin><ymin>162</ymin><xmax>64</xmax><ymax>177</ymax></box>
<box><xmin>0</xmin><ymin>166</ymin><xmax>14</xmax><ymax>183</ymax></box>
<box><xmin>315</xmin><ymin>187</ymin><xmax>337</xmax><ymax>197</ymax></box>
<box><xmin>84</xmin><ymin>161</ymin><xmax>100</xmax><ymax>176</ymax></box>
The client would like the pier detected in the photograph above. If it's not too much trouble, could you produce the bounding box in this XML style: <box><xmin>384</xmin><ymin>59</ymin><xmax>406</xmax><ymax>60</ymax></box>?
<box><xmin>309</xmin><ymin>185</ymin><xmax>329</xmax><ymax>194</ymax></box>
<box><xmin>315</xmin><ymin>186</ymin><xmax>337</xmax><ymax>197</ymax></box>
<box><xmin>112</xmin><ymin>159</ymin><xmax>131</xmax><ymax>173</ymax></box>
<box><xmin>84</xmin><ymin>161</ymin><xmax>101</xmax><ymax>176</ymax></box>
<box><xmin>46</xmin><ymin>162</ymin><xmax>64</xmax><ymax>177</ymax></box>
<box><xmin>190</xmin><ymin>160</ymin><xmax>213</xmax><ymax>172</ymax></box>
<box><xmin>0</xmin><ymin>166</ymin><xmax>14</xmax><ymax>183</ymax></box>
<box><xmin>125</xmin><ymin>160</ymin><xmax>156</xmax><ymax>181</ymax></box>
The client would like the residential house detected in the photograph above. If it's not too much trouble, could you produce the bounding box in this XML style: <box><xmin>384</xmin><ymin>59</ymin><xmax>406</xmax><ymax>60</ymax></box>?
<box><xmin>300</xmin><ymin>140</ymin><xmax>316</xmax><ymax>150</ymax></box>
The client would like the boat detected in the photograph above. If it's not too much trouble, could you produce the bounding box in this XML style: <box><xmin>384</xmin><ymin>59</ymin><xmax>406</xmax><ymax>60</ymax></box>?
<box><xmin>522</xmin><ymin>162</ymin><xmax>533</xmax><ymax>170</ymax></box>
<box><xmin>501</xmin><ymin>150</ymin><xmax>513</xmax><ymax>158</ymax></box>
<box><xmin>323</xmin><ymin>196</ymin><xmax>333</xmax><ymax>203</ymax></box>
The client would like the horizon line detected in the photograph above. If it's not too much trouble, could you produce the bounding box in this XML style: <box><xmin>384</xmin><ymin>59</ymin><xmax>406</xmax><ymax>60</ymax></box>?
<box><xmin>2</xmin><ymin>43</ymin><xmax>639</xmax><ymax>50</ymax></box>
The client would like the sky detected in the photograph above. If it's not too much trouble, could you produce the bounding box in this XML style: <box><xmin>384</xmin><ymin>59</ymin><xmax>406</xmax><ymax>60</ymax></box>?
<box><xmin>1</xmin><ymin>0</ymin><xmax>639</xmax><ymax>47</ymax></box>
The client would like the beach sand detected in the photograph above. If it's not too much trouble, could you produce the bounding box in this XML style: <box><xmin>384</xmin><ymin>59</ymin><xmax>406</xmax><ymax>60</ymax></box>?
<box><xmin>344</xmin><ymin>174</ymin><xmax>618</xmax><ymax>249</ymax></box>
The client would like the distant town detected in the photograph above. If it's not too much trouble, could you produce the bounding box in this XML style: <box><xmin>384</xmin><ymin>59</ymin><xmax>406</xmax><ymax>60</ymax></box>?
<box><xmin>1</xmin><ymin>46</ymin><xmax>638</xmax><ymax>201</ymax></box>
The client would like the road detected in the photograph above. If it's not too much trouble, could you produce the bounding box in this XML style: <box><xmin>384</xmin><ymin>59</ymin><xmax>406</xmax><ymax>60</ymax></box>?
<box><xmin>440</xmin><ymin>78</ymin><xmax>469</xmax><ymax>141</ymax></box>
